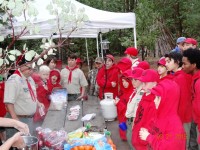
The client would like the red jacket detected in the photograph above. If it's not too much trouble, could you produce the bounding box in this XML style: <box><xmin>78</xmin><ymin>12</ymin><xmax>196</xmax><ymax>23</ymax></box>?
<box><xmin>173</xmin><ymin>70</ymin><xmax>192</xmax><ymax>123</ymax></box>
<box><xmin>132</xmin><ymin>93</ymin><xmax>156</xmax><ymax>149</ymax></box>
<box><xmin>116</xmin><ymin>76</ymin><xmax>134</xmax><ymax>140</ymax></box>
<box><xmin>96</xmin><ymin>65</ymin><xmax>119</xmax><ymax>99</ymax></box>
<box><xmin>47</xmin><ymin>70</ymin><xmax>62</xmax><ymax>93</ymax></box>
<box><xmin>32</xmin><ymin>73</ymin><xmax>51</xmax><ymax>113</ymax></box>
<box><xmin>146</xmin><ymin>79</ymin><xmax>185</xmax><ymax>150</ymax></box>
<box><xmin>0</xmin><ymin>82</ymin><xmax>6</xmax><ymax>117</ymax></box>
<box><xmin>191</xmin><ymin>70</ymin><xmax>200</xmax><ymax>132</ymax></box>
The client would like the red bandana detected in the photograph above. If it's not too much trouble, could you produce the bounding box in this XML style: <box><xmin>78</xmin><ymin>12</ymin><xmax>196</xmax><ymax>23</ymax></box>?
<box><xmin>14</xmin><ymin>70</ymin><xmax>36</xmax><ymax>102</ymax></box>
<box><xmin>66</xmin><ymin>66</ymin><xmax>78</xmax><ymax>84</ymax></box>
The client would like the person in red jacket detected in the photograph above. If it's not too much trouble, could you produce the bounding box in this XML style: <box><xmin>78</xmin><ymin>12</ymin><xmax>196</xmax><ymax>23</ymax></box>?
<box><xmin>32</xmin><ymin>65</ymin><xmax>51</xmax><ymax>122</ymax></box>
<box><xmin>47</xmin><ymin>70</ymin><xmax>62</xmax><ymax>93</ymax></box>
<box><xmin>114</xmin><ymin>70</ymin><xmax>134</xmax><ymax>141</ymax></box>
<box><xmin>96</xmin><ymin>54</ymin><xmax>118</xmax><ymax>100</ymax></box>
<box><xmin>139</xmin><ymin>79</ymin><xmax>186</xmax><ymax>150</ymax></box>
<box><xmin>166</xmin><ymin>52</ymin><xmax>192</xmax><ymax>148</ymax></box>
<box><xmin>182</xmin><ymin>48</ymin><xmax>200</xmax><ymax>149</ymax></box>
<box><xmin>157</xmin><ymin>57</ymin><xmax>168</xmax><ymax>81</ymax></box>
<box><xmin>0</xmin><ymin>75</ymin><xmax>6</xmax><ymax>117</ymax></box>
<box><xmin>132</xmin><ymin>69</ymin><xmax>159</xmax><ymax>150</ymax></box>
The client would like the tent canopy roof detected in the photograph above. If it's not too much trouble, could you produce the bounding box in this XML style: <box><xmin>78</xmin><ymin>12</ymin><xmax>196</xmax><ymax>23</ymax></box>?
<box><xmin>1</xmin><ymin>0</ymin><xmax>135</xmax><ymax>39</ymax></box>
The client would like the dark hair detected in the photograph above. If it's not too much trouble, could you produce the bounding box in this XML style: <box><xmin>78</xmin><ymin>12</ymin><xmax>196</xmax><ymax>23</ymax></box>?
<box><xmin>17</xmin><ymin>55</ymin><xmax>33</xmax><ymax>66</ymax></box>
<box><xmin>68</xmin><ymin>54</ymin><xmax>77</xmax><ymax>59</ymax></box>
<box><xmin>168</xmin><ymin>52</ymin><xmax>183</xmax><ymax>67</ymax></box>
<box><xmin>183</xmin><ymin>48</ymin><xmax>200</xmax><ymax>69</ymax></box>
<box><xmin>46</xmin><ymin>56</ymin><xmax>57</xmax><ymax>66</ymax></box>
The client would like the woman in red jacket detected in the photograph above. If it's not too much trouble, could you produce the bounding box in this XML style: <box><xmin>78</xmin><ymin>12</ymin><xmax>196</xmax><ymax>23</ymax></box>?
<box><xmin>139</xmin><ymin>79</ymin><xmax>186</xmax><ymax>150</ymax></box>
<box><xmin>96</xmin><ymin>55</ymin><xmax>119</xmax><ymax>100</ymax></box>
<box><xmin>166</xmin><ymin>52</ymin><xmax>192</xmax><ymax>148</ymax></box>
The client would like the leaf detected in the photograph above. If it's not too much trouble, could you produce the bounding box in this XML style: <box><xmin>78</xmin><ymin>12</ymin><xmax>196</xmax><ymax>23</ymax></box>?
<box><xmin>23</xmin><ymin>44</ymin><xmax>26</xmax><ymax>51</ymax></box>
<box><xmin>8</xmin><ymin>55</ymin><xmax>16</xmax><ymax>61</ymax></box>
<box><xmin>5</xmin><ymin>58</ymin><xmax>9</xmax><ymax>65</ymax></box>
<box><xmin>25</xmin><ymin>50</ymin><xmax>36</xmax><ymax>61</ymax></box>
<box><xmin>0</xmin><ymin>58</ymin><xmax>3</xmax><ymax>67</ymax></box>
<box><xmin>0</xmin><ymin>36</ymin><xmax>4</xmax><ymax>42</ymax></box>
<box><xmin>37</xmin><ymin>58</ymin><xmax>44</xmax><ymax>66</ymax></box>
<box><xmin>42</xmin><ymin>38</ymin><xmax>46</xmax><ymax>44</ymax></box>
<box><xmin>43</xmin><ymin>55</ymin><xmax>47</xmax><ymax>59</ymax></box>
<box><xmin>9</xmin><ymin>50</ymin><xmax>21</xmax><ymax>56</ymax></box>
<box><xmin>2</xmin><ymin>14</ymin><xmax>8</xmax><ymax>22</ymax></box>
<box><xmin>7</xmin><ymin>1</ymin><xmax>15</xmax><ymax>9</ymax></box>
<box><xmin>47</xmin><ymin>49</ymin><xmax>53</xmax><ymax>55</ymax></box>
<box><xmin>0</xmin><ymin>0</ymin><xmax>4</xmax><ymax>4</ymax></box>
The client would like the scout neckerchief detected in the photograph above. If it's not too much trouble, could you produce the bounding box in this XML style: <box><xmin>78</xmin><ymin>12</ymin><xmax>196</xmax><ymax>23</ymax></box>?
<box><xmin>14</xmin><ymin>70</ymin><xmax>36</xmax><ymax>102</ymax></box>
<box><xmin>66</xmin><ymin>66</ymin><xmax>78</xmax><ymax>84</ymax></box>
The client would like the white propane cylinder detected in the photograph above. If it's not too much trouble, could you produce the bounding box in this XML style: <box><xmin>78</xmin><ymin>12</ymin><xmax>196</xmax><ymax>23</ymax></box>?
<box><xmin>100</xmin><ymin>93</ymin><xmax>117</xmax><ymax>121</ymax></box>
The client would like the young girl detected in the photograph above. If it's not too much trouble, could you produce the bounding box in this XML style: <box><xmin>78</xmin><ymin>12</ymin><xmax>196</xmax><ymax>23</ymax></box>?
<box><xmin>157</xmin><ymin>57</ymin><xmax>170</xmax><ymax>81</ymax></box>
<box><xmin>115</xmin><ymin>69</ymin><xmax>134</xmax><ymax>141</ymax></box>
<box><xmin>139</xmin><ymin>79</ymin><xmax>186</xmax><ymax>149</ymax></box>
<box><xmin>47</xmin><ymin>70</ymin><xmax>62</xmax><ymax>93</ymax></box>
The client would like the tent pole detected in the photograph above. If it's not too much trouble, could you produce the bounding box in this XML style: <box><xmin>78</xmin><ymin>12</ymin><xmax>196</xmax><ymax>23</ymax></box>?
<box><xmin>100</xmin><ymin>33</ymin><xmax>103</xmax><ymax>58</ymax></box>
<box><xmin>133</xmin><ymin>27</ymin><xmax>137</xmax><ymax>48</ymax></box>
<box><xmin>96</xmin><ymin>37</ymin><xmax>99</xmax><ymax>57</ymax></box>
<box><xmin>85</xmin><ymin>38</ymin><xmax>90</xmax><ymax>71</ymax></box>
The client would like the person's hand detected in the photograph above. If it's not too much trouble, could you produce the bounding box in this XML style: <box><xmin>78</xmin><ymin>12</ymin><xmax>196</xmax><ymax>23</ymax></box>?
<box><xmin>111</xmin><ymin>82</ymin><xmax>116</xmax><ymax>87</ymax></box>
<box><xmin>14</xmin><ymin>120</ymin><xmax>29</xmax><ymax>134</ymax></box>
<box><xmin>139</xmin><ymin>128</ymin><xmax>150</xmax><ymax>141</ymax></box>
<box><xmin>37</xmin><ymin>102</ymin><xmax>44</xmax><ymax>108</ymax></box>
<box><xmin>12</xmin><ymin>132</ymin><xmax>26</xmax><ymax>149</ymax></box>
<box><xmin>113</xmin><ymin>97</ymin><xmax>120</xmax><ymax>105</ymax></box>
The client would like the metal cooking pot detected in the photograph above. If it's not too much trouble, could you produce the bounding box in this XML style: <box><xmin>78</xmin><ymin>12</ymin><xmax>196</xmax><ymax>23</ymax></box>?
<box><xmin>20</xmin><ymin>136</ymin><xmax>38</xmax><ymax>150</ymax></box>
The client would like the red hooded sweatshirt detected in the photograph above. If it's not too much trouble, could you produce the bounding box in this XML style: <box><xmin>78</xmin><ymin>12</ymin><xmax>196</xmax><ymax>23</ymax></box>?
<box><xmin>173</xmin><ymin>70</ymin><xmax>192</xmax><ymax>123</ymax></box>
<box><xmin>132</xmin><ymin>93</ymin><xmax>156</xmax><ymax>149</ymax></box>
<box><xmin>191</xmin><ymin>70</ymin><xmax>200</xmax><ymax>142</ymax></box>
<box><xmin>47</xmin><ymin>70</ymin><xmax>62</xmax><ymax>93</ymax></box>
<box><xmin>116</xmin><ymin>76</ymin><xmax>134</xmax><ymax>140</ymax></box>
<box><xmin>0</xmin><ymin>81</ymin><xmax>6</xmax><ymax>117</ymax></box>
<box><xmin>96</xmin><ymin>64</ymin><xmax>119</xmax><ymax>99</ymax></box>
<box><xmin>146</xmin><ymin>79</ymin><xmax>186</xmax><ymax>150</ymax></box>
<box><xmin>32</xmin><ymin>73</ymin><xmax>51</xmax><ymax>113</ymax></box>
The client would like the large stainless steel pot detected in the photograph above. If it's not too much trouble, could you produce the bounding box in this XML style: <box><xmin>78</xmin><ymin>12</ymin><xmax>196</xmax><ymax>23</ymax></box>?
<box><xmin>20</xmin><ymin>136</ymin><xmax>38</xmax><ymax>150</ymax></box>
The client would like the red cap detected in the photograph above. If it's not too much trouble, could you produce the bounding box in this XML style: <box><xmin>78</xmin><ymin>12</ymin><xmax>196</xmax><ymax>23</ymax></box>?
<box><xmin>137</xmin><ymin>69</ymin><xmax>159</xmax><ymax>82</ymax></box>
<box><xmin>124</xmin><ymin>47</ymin><xmax>138</xmax><ymax>56</ymax></box>
<box><xmin>117</xmin><ymin>57</ymin><xmax>132</xmax><ymax>72</ymax></box>
<box><xmin>137</xmin><ymin>61</ymin><xmax>150</xmax><ymax>70</ymax></box>
<box><xmin>76</xmin><ymin>58</ymin><xmax>83</xmax><ymax>63</ymax></box>
<box><xmin>106</xmin><ymin>54</ymin><xmax>114</xmax><ymax>61</ymax></box>
<box><xmin>127</xmin><ymin>68</ymin><xmax>144</xmax><ymax>79</ymax></box>
<box><xmin>157</xmin><ymin>57</ymin><xmax>166</xmax><ymax>66</ymax></box>
<box><xmin>184</xmin><ymin>38</ymin><xmax>198</xmax><ymax>45</ymax></box>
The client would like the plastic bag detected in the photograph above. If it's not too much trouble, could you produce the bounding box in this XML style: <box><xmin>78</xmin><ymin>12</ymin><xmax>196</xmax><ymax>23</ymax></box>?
<box><xmin>33</xmin><ymin>106</ymin><xmax>45</xmax><ymax>122</ymax></box>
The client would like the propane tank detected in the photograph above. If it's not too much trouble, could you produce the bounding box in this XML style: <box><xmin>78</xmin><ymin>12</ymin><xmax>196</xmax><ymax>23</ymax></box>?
<box><xmin>100</xmin><ymin>93</ymin><xmax>117</xmax><ymax>121</ymax></box>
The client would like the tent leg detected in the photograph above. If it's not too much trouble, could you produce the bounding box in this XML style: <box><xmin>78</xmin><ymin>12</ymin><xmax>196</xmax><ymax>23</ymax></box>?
<box><xmin>85</xmin><ymin>38</ymin><xmax>90</xmax><ymax>71</ymax></box>
<box><xmin>100</xmin><ymin>33</ymin><xmax>103</xmax><ymax>58</ymax></box>
<box><xmin>96</xmin><ymin>37</ymin><xmax>99</xmax><ymax>57</ymax></box>
<box><xmin>133</xmin><ymin>27</ymin><xmax>137</xmax><ymax>48</ymax></box>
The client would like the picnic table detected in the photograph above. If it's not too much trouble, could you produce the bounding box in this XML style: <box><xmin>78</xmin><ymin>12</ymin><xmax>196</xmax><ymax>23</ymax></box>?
<box><xmin>42</xmin><ymin>96</ymin><xmax>105</xmax><ymax>132</ymax></box>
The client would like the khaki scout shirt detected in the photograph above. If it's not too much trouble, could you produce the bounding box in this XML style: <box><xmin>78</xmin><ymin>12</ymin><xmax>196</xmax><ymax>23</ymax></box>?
<box><xmin>4</xmin><ymin>70</ymin><xmax>37</xmax><ymax>115</ymax></box>
<box><xmin>60</xmin><ymin>68</ymin><xmax>88</xmax><ymax>94</ymax></box>
<box><xmin>125</xmin><ymin>85</ymin><xmax>144</xmax><ymax>118</ymax></box>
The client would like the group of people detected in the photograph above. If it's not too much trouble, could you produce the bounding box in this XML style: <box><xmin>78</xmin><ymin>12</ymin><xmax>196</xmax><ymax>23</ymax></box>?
<box><xmin>0</xmin><ymin>36</ymin><xmax>199</xmax><ymax>150</ymax></box>
<box><xmin>87</xmin><ymin>37</ymin><xmax>200</xmax><ymax>150</ymax></box>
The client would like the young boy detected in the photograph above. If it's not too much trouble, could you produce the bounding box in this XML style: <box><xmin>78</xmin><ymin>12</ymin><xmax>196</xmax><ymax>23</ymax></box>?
<box><xmin>61</xmin><ymin>54</ymin><xmax>88</xmax><ymax>101</ymax></box>
<box><xmin>125</xmin><ymin>68</ymin><xmax>144</xmax><ymax>149</ymax></box>
<box><xmin>182</xmin><ymin>48</ymin><xmax>200</xmax><ymax>149</ymax></box>
<box><xmin>124</xmin><ymin>47</ymin><xmax>140</xmax><ymax>68</ymax></box>
<box><xmin>88</xmin><ymin>57</ymin><xmax>104</xmax><ymax>96</ymax></box>
<box><xmin>132</xmin><ymin>69</ymin><xmax>159</xmax><ymax>150</ymax></box>
<box><xmin>114</xmin><ymin>69</ymin><xmax>134</xmax><ymax>141</ymax></box>
<box><xmin>139</xmin><ymin>79</ymin><xmax>186</xmax><ymax>149</ymax></box>
<box><xmin>166</xmin><ymin>52</ymin><xmax>192</xmax><ymax>148</ymax></box>
<box><xmin>182</xmin><ymin>38</ymin><xmax>198</xmax><ymax>51</ymax></box>
<box><xmin>157</xmin><ymin>57</ymin><xmax>169</xmax><ymax>81</ymax></box>
<box><xmin>96</xmin><ymin>54</ymin><xmax>118</xmax><ymax>100</ymax></box>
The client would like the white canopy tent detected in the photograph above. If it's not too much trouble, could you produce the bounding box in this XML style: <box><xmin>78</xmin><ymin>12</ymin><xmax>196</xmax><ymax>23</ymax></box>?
<box><xmin>0</xmin><ymin>0</ymin><xmax>136</xmax><ymax>66</ymax></box>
